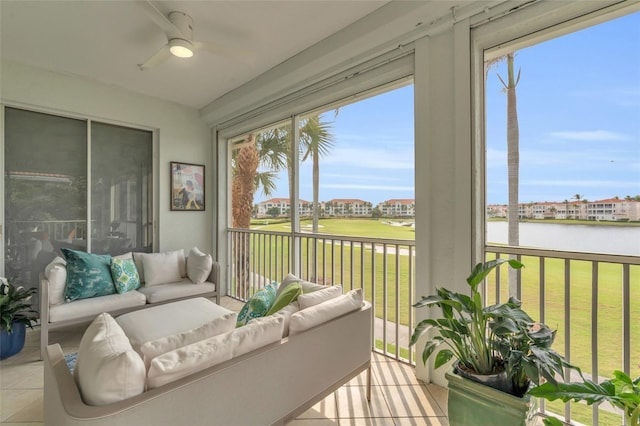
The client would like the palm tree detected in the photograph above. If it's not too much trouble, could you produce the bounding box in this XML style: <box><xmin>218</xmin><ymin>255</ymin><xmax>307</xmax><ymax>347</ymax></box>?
<box><xmin>231</xmin><ymin>131</ymin><xmax>289</xmax><ymax>296</ymax></box>
<box><xmin>231</xmin><ymin>116</ymin><xmax>335</xmax><ymax>293</ymax></box>
<box><xmin>496</xmin><ymin>52</ymin><xmax>521</xmax><ymax>296</ymax></box>
<box><xmin>299</xmin><ymin>115</ymin><xmax>335</xmax><ymax>234</ymax></box>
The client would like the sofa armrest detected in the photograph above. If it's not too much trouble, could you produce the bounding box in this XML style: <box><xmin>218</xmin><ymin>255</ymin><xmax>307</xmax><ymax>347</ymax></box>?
<box><xmin>208</xmin><ymin>261</ymin><xmax>221</xmax><ymax>305</ymax></box>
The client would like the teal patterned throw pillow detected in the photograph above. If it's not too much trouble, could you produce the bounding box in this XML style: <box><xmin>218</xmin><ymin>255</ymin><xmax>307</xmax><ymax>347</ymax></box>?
<box><xmin>236</xmin><ymin>282</ymin><xmax>277</xmax><ymax>327</ymax></box>
<box><xmin>110</xmin><ymin>258</ymin><xmax>141</xmax><ymax>294</ymax></box>
<box><xmin>62</xmin><ymin>248</ymin><xmax>116</xmax><ymax>301</ymax></box>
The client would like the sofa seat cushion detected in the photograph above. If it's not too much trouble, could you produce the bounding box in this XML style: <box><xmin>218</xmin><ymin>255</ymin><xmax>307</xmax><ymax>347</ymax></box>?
<box><xmin>116</xmin><ymin>297</ymin><xmax>232</xmax><ymax>352</ymax></box>
<box><xmin>137</xmin><ymin>279</ymin><xmax>216</xmax><ymax>303</ymax></box>
<box><xmin>289</xmin><ymin>288</ymin><xmax>364</xmax><ymax>336</ymax></box>
<box><xmin>48</xmin><ymin>290</ymin><xmax>146</xmax><ymax>323</ymax></box>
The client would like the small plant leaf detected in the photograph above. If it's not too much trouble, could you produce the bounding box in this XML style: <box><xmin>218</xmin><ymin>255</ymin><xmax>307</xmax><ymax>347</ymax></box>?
<box><xmin>409</xmin><ymin>319</ymin><xmax>437</xmax><ymax>346</ymax></box>
<box><xmin>434</xmin><ymin>349</ymin><xmax>454</xmax><ymax>369</ymax></box>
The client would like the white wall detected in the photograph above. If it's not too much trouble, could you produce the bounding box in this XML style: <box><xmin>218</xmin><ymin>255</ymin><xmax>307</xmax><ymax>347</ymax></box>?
<box><xmin>0</xmin><ymin>61</ymin><xmax>213</xmax><ymax>256</ymax></box>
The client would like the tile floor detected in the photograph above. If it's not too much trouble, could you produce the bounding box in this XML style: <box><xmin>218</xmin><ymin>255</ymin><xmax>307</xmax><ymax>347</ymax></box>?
<box><xmin>1</xmin><ymin>297</ymin><xmax>449</xmax><ymax>425</ymax></box>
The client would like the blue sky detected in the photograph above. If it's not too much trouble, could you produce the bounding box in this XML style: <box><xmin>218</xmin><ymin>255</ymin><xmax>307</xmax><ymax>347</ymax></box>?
<box><xmin>259</xmin><ymin>11</ymin><xmax>639</xmax><ymax>206</ymax></box>
<box><xmin>486</xmin><ymin>11</ymin><xmax>640</xmax><ymax>204</ymax></box>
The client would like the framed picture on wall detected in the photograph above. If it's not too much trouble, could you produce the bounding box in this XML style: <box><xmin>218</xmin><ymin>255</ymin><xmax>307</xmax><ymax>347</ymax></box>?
<box><xmin>170</xmin><ymin>162</ymin><xmax>205</xmax><ymax>211</ymax></box>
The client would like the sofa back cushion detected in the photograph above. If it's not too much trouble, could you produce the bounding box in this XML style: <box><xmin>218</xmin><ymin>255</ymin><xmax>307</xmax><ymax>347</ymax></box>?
<box><xmin>297</xmin><ymin>285</ymin><xmax>342</xmax><ymax>310</ymax></box>
<box><xmin>136</xmin><ymin>250</ymin><xmax>184</xmax><ymax>286</ymax></box>
<box><xmin>44</xmin><ymin>256</ymin><xmax>67</xmax><ymax>306</ymax></box>
<box><xmin>73</xmin><ymin>313</ymin><xmax>146</xmax><ymax>406</ymax></box>
<box><xmin>62</xmin><ymin>248</ymin><xmax>115</xmax><ymax>301</ymax></box>
<box><xmin>233</xmin><ymin>315</ymin><xmax>284</xmax><ymax>357</ymax></box>
<box><xmin>139</xmin><ymin>311</ymin><xmax>238</xmax><ymax>370</ymax></box>
<box><xmin>289</xmin><ymin>289</ymin><xmax>364</xmax><ymax>336</ymax></box>
<box><xmin>133</xmin><ymin>249</ymin><xmax>186</xmax><ymax>285</ymax></box>
<box><xmin>147</xmin><ymin>331</ymin><xmax>233</xmax><ymax>389</ymax></box>
<box><xmin>186</xmin><ymin>246</ymin><xmax>213</xmax><ymax>283</ymax></box>
<box><xmin>275</xmin><ymin>273</ymin><xmax>326</xmax><ymax>298</ymax></box>
<box><xmin>271</xmin><ymin>301</ymin><xmax>300</xmax><ymax>338</ymax></box>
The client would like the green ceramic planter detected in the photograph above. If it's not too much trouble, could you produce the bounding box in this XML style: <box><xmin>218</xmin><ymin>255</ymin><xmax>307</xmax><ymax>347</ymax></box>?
<box><xmin>445</xmin><ymin>367</ymin><xmax>538</xmax><ymax>426</ymax></box>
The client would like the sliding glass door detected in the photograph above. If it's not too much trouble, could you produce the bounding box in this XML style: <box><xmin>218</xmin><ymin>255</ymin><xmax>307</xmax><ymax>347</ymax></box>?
<box><xmin>3</xmin><ymin>107</ymin><xmax>153</xmax><ymax>308</ymax></box>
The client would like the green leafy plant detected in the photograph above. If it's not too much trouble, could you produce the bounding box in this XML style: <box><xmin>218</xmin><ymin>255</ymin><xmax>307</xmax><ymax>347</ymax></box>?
<box><xmin>0</xmin><ymin>276</ymin><xmax>38</xmax><ymax>333</ymax></box>
<box><xmin>530</xmin><ymin>370</ymin><xmax>640</xmax><ymax>425</ymax></box>
<box><xmin>410</xmin><ymin>259</ymin><xmax>574</xmax><ymax>397</ymax></box>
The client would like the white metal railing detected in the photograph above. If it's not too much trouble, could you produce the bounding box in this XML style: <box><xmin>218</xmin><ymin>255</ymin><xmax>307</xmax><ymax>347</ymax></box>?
<box><xmin>486</xmin><ymin>245</ymin><xmax>639</xmax><ymax>426</ymax></box>
<box><xmin>226</xmin><ymin>228</ymin><xmax>638</xmax><ymax>425</ymax></box>
<box><xmin>227</xmin><ymin>227</ymin><xmax>416</xmax><ymax>364</ymax></box>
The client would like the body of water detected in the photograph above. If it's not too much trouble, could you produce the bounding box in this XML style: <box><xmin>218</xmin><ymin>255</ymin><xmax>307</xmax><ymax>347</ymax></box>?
<box><xmin>487</xmin><ymin>222</ymin><xmax>640</xmax><ymax>256</ymax></box>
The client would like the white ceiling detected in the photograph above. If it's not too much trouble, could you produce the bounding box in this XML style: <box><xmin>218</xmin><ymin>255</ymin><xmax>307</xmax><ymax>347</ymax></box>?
<box><xmin>0</xmin><ymin>1</ymin><xmax>389</xmax><ymax>109</ymax></box>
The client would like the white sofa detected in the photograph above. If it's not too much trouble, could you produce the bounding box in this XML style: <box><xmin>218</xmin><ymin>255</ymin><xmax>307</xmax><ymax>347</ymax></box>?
<box><xmin>39</xmin><ymin>251</ymin><xmax>220</xmax><ymax>358</ymax></box>
<box><xmin>44</xmin><ymin>298</ymin><xmax>373</xmax><ymax>426</ymax></box>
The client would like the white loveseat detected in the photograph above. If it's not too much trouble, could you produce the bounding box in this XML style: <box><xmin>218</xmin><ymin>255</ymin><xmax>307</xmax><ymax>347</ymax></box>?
<box><xmin>44</xmin><ymin>291</ymin><xmax>372</xmax><ymax>426</ymax></box>
<box><xmin>39</xmin><ymin>249</ymin><xmax>220</xmax><ymax>358</ymax></box>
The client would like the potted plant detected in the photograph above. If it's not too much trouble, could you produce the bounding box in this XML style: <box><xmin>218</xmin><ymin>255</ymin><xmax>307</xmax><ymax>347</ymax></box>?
<box><xmin>530</xmin><ymin>370</ymin><xmax>640</xmax><ymax>425</ymax></box>
<box><xmin>1</xmin><ymin>276</ymin><xmax>38</xmax><ymax>360</ymax></box>
<box><xmin>410</xmin><ymin>259</ymin><xmax>575</xmax><ymax>425</ymax></box>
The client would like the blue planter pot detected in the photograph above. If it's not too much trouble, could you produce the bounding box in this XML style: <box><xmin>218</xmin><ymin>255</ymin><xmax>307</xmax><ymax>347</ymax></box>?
<box><xmin>1</xmin><ymin>322</ymin><xmax>27</xmax><ymax>360</ymax></box>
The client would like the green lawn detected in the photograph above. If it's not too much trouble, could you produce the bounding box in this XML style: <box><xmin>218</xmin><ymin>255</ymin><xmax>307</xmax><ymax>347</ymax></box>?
<box><xmin>240</xmin><ymin>218</ymin><xmax>638</xmax><ymax>425</ymax></box>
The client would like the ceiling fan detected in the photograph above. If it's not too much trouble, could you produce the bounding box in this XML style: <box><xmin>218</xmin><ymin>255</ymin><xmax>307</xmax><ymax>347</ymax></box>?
<box><xmin>138</xmin><ymin>1</ymin><xmax>254</xmax><ymax>70</ymax></box>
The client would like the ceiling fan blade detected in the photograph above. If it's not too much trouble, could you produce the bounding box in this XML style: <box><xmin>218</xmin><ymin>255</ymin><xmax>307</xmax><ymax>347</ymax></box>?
<box><xmin>138</xmin><ymin>0</ymin><xmax>185</xmax><ymax>38</ymax></box>
<box><xmin>194</xmin><ymin>41</ymin><xmax>255</xmax><ymax>65</ymax></box>
<box><xmin>138</xmin><ymin>45</ymin><xmax>171</xmax><ymax>70</ymax></box>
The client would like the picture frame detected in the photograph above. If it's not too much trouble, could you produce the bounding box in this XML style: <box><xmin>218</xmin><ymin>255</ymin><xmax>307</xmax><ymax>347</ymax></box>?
<box><xmin>170</xmin><ymin>162</ymin><xmax>205</xmax><ymax>211</ymax></box>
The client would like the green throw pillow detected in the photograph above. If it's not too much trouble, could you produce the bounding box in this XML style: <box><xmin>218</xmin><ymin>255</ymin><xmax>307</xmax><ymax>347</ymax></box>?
<box><xmin>62</xmin><ymin>248</ymin><xmax>115</xmax><ymax>301</ymax></box>
<box><xmin>266</xmin><ymin>282</ymin><xmax>302</xmax><ymax>316</ymax></box>
<box><xmin>110</xmin><ymin>258</ymin><xmax>141</xmax><ymax>294</ymax></box>
<box><xmin>236</xmin><ymin>282</ymin><xmax>277</xmax><ymax>327</ymax></box>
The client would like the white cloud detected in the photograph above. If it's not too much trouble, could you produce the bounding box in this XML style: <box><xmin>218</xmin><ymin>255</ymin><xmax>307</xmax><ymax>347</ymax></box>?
<box><xmin>548</xmin><ymin>130</ymin><xmax>631</xmax><ymax>142</ymax></box>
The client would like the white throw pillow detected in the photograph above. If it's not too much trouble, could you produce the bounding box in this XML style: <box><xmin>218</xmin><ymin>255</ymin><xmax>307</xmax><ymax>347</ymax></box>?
<box><xmin>276</xmin><ymin>273</ymin><xmax>326</xmax><ymax>298</ymax></box>
<box><xmin>138</xmin><ymin>250</ymin><xmax>183</xmax><ymax>286</ymax></box>
<box><xmin>186</xmin><ymin>247</ymin><xmax>213</xmax><ymax>284</ymax></box>
<box><xmin>147</xmin><ymin>332</ymin><xmax>233</xmax><ymax>389</ymax></box>
<box><xmin>73</xmin><ymin>313</ymin><xmax>146</xmax><ymax>406</ymax></box>
<box><xmin>44</xmin><ymin>257</ymin><xmax>67</xmax><ymax>306</ymax></box>
<box><xmin>272</xmin><ymin>301</ymin><xmax>300</xmax><ymax>338</ymax></box>
<box><xmin>297</xmin><ymin>285</ymin><xmax>342</xmax><ymax>310</ymax></box>
<box><xmin>233</xmin><ymin>315</ymin><xmax>284</xmax><ymax>357</ymax></box>
<box><xmin>140</xmin><ymin>311</ymin><xmax>237</xmax><ymax>370</ymax></box>
<box><xmin>289</xmin><ymin>288</ymin><xmax>363</xmax><ymax>336</ymax></box>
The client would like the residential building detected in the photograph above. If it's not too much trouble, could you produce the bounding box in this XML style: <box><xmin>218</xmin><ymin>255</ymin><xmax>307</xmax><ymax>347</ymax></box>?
<box><xmin>378</xmin><ymin>199</ymin><xmax>415</xmax><ymax>217</ymax></box>
<box><xmin>255</xmin><ymin>198</ymin><xmax>312</xmax><ymax>218</ymax></box>
<box><xmin>324</xmin><ymin>199</ymin><xmax>372</xmax><ymax>217</ymax></box>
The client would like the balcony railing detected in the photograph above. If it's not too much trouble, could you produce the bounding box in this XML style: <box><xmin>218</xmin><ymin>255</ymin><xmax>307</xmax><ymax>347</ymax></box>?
<box><xmin>228</xmin><ymin>228</ymin><xmax>416</xmax><ymax>364</ymax></box>
<box><xmin>485</xmin><ymin>245</ymin><xmax>639</xmax><ymax>426</ymax></box>
<box><xmin>227</xmin><ymin>228</ymin><xmax>638</xmax><ymax>425</ymax></box>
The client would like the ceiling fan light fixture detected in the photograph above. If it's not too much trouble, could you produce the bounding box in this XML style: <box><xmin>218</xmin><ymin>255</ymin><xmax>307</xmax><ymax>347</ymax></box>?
<box><xmin>169</xmin><ymin>39</ymin><xmax>193</xmax><ymax>58</ymax></box>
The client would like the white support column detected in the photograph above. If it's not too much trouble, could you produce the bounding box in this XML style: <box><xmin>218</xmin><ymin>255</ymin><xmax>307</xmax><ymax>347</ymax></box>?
<box><xmin>413</xmin><ymin>33</ymin><xmax>432</xmax><ymax>384</ymax></box>
<box><xmin>214</xmin><ymin>126</ymin><xmax>229</xmax><ymax>297</ymax></box>
<box><xmin>290</xmin><ymin>115</ymin><xmax>301</xmax><ymax>275</ymax></box>
<box><xmin>413</xmin><ymin>20</ymin><xmax>474</xmax><ymax>387</ymax></box>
